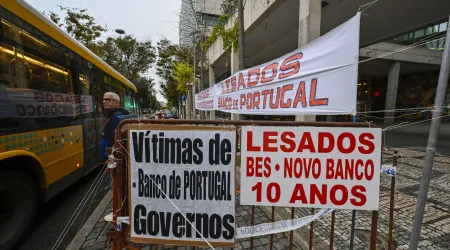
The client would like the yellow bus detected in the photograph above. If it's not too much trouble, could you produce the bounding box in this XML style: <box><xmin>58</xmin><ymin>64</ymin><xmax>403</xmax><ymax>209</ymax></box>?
<box><xmin>0</xmin><ymin>1</ymin><xmax>138</xmax><ymax>248</ymax></box>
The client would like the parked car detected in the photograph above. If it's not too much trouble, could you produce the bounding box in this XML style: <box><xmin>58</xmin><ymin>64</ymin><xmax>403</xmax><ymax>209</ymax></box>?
<box><xmin>164</xmin><ymin>111</ymin><xmax>178</xmax><ymax>119</ymax></box>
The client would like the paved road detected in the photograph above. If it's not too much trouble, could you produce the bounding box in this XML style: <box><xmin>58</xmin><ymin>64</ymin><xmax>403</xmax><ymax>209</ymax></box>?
<box><xmin>18</xmin><ymin>165</ymin><xmax>110</xmax><ymax>250</ymax></box>
<box><xmin>383</xmin><ymin>122</ymin><xmax>450</xmax><ymax>155</ymax></box>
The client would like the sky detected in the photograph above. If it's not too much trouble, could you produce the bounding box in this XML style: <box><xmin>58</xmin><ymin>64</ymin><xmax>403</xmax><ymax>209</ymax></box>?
<box><xmin>26</xmin><ymin>0</ymin><xmax>182</xmax><ymax>102</ymax></box>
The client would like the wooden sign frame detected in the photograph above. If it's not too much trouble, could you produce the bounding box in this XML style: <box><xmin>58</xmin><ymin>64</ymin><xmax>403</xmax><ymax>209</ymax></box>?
<box><xmin>126</xmin><ymin>124</ymin><xmax>237</xmax><ymax>247</ymax></box>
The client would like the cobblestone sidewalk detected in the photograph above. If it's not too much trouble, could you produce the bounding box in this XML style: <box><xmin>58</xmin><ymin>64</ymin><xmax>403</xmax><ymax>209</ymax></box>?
<box><xmin>73</xmin><ymin>148</ymin><xmax>450</xmax><ymax>250</ymax></box>
<box><xmin>292</xmin><ymin>149</ymin><xmax>450</xmax><ymax>250</ymax></box>
<box><xmin>76</xmin><ymin>195</ymin><xmax>300</xmax><ymax>250</ymax></box>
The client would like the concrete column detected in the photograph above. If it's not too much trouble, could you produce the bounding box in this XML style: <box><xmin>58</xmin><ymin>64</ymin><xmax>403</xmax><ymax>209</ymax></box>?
<box><xmin>231</xmin><ymin>47</ymin><xmax>241</xmax><ymax>121</ymax></box>
<box><xmin>295</xmin><ymin>0</ymin><xmax>321</xmax><ymax>122</ymax></box>
<box><xmin>209</xmin><ymin>66</ymin><xmax>215</xmax><ymax>120</ymax></box>
<box><xmin>384</xmin><ymin>61</ymin><xmax>401</xmax><ymax>123</ymax></box>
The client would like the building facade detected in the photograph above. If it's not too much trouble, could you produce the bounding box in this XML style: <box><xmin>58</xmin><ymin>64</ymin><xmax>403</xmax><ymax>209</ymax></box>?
<box><xmin>179</xmin><ymin>0</ymin><xmax>222</xmax><ymax>47</ymax></box>
<box><xmin>205</xmin><ymin>0</ymin><xmax>449</xmax><ymax>123</ymax></box>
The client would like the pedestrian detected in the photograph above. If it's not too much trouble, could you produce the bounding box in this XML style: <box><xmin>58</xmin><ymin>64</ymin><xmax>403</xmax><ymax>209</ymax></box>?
<box><xmin>99</xmin><ymin>92</ymin><xmax>130</xmax><ymax>159</ymax></box>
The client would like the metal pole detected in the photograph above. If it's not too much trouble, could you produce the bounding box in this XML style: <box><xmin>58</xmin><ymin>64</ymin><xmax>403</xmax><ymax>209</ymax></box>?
<box><xmin>192</xmin><ymin>44</ymin><xmax>196</xmax><ymax>119</ymax></box>
<box><xmin>237</xmin><ymin>0</ymin><xmax>245</xmax><ymax>70</ymax></box>
<box><xmin>199</xmin><ymin>25</ymin><xmax>205</xmax><ymax>120</ymax></box>
<box><xmin>388</xmin><ymin>151</ymin><xmax>397</xmax><ymax>250</ymax></box>
<box><xmin>409</xmin><ymin>15</ymin><xmax>450</xmax><ymax>249</ymax></box>
<box><xmin>330</xmin><ymin>211</ymin><xmax>336</xmax><ymax>250</ymax></box>
<box><xmin>250</xmin><ymin>206</ymin><xmax>255</xmax><ymax>249</ymax></box>
<box><xmin>350</xmin><ymin>114</ymin><xmax>357</xmax><ymax>250</ymax></box>
<box><xmin>349</xmin><ymin>210</ymin><xmax>356</xmax><ymax>249</ymax></box>
<box><xmin>289</xmin><ymin>207</ymin><xmax>295</xmax><ymax>250</ymax></box>
<box><xmin>370</xmin><ymin>211</ymin><xmax>378</xmax><ymax>250</ymax></box>
<box><xmin>270</xmin><ymin>206</ymin><xmax>274</xmax><ymax>250</ymax></box>
<box><xmin>309</xmin><ymin>208</ymin><xmax>315</xmax><ymax>250</ymax></box>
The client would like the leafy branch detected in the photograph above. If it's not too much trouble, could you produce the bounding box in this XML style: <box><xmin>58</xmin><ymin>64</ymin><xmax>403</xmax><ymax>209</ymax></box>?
<box><xmin>200</xmin><ymin>0</ymin><xmax>239</xmax><ymax>51</ymax></box>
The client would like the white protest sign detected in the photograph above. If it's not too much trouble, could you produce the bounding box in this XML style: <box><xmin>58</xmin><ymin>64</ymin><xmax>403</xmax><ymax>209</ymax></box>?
<box><xmin>240</xmin><ymin>126</ymin><xmax>382</xmax><ymax>210</ymax></box>
<box><xmin>128</xmin><ymin>126</ymin><xmax>236</xmax><ymax>247</ymax></box>
<box><xmin>195</xmin><ymin>13</ymin><xmax>360</xmax><ymax>115</ymax></box>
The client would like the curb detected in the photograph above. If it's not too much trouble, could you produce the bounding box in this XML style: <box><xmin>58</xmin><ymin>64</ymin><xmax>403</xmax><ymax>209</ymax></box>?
<box><xmin>66</xmin><ymin>190</ymin><xmax>112</xmax><ymax>250</ymax></box>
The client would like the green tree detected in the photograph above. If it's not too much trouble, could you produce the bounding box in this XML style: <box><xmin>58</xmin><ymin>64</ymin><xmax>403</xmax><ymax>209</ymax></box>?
<box><xmin>221</xmin><ymin>0</ymin><xmax>237</xmax><ymax>16</ymax></box>
<box><xmin>173</xmin><ymin>62</ymin><xmax>193</xmax><ymax>93</ymax></box>
<box><xmin>156</xmin><ymin>38</ymin><xmax>193</xmax><ymax>108</ymax></box>
<box><xmin>133</xmin><ymin>76</ymin><xmax>155</xmax><ymax>109</ymax></box>
<box><xmin>46</xmin><ymin>6</ymin><xmax>160</xmax><ymax>108</ymax></box>
<box><xmin>97</xmin><ymin>35</ymin><xmax>156</xmax><ymax>82</ymax></box>
<box><xmin>46</xmin><ymin>6</ymin><xmax>106</xmax><ymax>49</ymax></box>
<box><xmin>150</xmin><ymin>94</ymin><xmax>162</xmax><ymax>111</ymax></box>
<box><xmin>46</xmin><ymin>7</ymin><xmax>156</xmax><ymax>83</ymax></box>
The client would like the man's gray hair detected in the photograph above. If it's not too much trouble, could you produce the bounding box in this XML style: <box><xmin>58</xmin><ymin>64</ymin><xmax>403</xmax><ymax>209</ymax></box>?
<box><xmin>104</xmin><ymin>92</ymin><xmax>120</xmax><ymax>102</ymax></box>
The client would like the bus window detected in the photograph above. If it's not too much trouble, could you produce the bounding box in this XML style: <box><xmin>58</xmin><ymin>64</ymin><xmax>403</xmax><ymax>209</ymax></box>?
<box><xmin>1</xmin><ymin>17</ymin><xmax>71</xmax><ymax>94</ymax></box>
<box><xmin>1</xmin><ymin>18</ymin><xmax>19</xmax><ymax>43</ymax></box>
<box><xmin>79</xmin><ymin>73</ymin><xmax>89</xmax><ymax>95</ymax></box>
<box><xmin>78</xmin><ymin>71</ymin><xmax>95</xmax><ymax>116</ymax></box>
<box><xmin>0</xmin><ymin>42</ymin><xmax>16</xmax><ymax>88</ymax></box>
<box><xmin>1</xmin><ymin>18</ymin><xmax>70</xmax><ymax>69</ymax></box>
<box><xmin>105</xmin><ymin>75</ymin><xmax>124</xmax><ymax>106</ymax></box>
<box><xmin>21</xmin><ymin>51</ymin><xmax>71</xmax><ymax>94</ymax></box>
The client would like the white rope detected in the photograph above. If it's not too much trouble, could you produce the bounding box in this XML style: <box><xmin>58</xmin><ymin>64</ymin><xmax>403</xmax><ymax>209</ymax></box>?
<box><xmin>359</xmin><ymin>36</ymin><xmax>446</xmax><ymax>64</ymax></box>
<box><xmin>52</xmin><ymin>163</ymin><xmax>108</xmax><ymax>250</ymax></box>
<box><xmin>113</xmin><ymin>196</ymin><xmax>127</xmax><ymax>216</ymax></box>
<box><xmin>358</xmin><ymin>110</ymin><xmax>428</xmax><ymax>120</ymax></box>
<box><xmin>386</xmin><ymin>146</ymin><xmax>450</xmax><ymax>158</ymax></box>
<box><xmin>383</xmin><ymin>114</ymin><xmax>450</xmax><ymax>131</ymax></box>
<box><xmin>358</xmin><ymin>0</ymin><xmax>380</xmax><ymax>13</ymax></box>
<box><xmin>55</xmin><ymin>172</ymin><xmax>107</xmax><ymax>250</ymax></box>
<box><xmin>90</xmin><ymin>198</ymin><xmax>113</xmax><ymax>250</ymax></box>
<box><xmin>359</xmin><ymin>27</ymin><xmax>448</xmax><ymax>64</ymax></box>
<box><xmin>117</xmin><ymin>142</ymin><xmax>216</xmax><ymax>249</ymax></box>
<box><xmin>356</xmin><ymin>106</ymin><xmax>441</xmax><ymax>114</ymax></box>
<box><xmin>431</xmin><ymin>149</ymin><xmax>449</xmax><ymax>157</ymax></box>
<box><xmin>77</xmin><ymin>170</ymin><xmax>108</xmax><ymax>232</ymax></box>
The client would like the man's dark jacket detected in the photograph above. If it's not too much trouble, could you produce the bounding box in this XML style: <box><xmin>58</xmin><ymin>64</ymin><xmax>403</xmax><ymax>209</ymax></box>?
<box><xmin>100</xmin><ymin>107</ymin><xmax>130</xmax><ymax>159</ymax></box>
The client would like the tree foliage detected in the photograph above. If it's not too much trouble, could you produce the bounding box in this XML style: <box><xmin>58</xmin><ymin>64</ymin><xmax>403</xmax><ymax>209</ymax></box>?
<box><xmin>200</xmin><ymin>1</ymin><xmax>239</xmax><ymax>51</ymax></box>
<box><xmin>46</xmin><ymin>6</ymin><xmax>106</xmax><ymax>49</ymax></box>
<box><xmin>133</xmin><ymin>76</ymin><xmax>160</xmax><ymax>109</ymax></box>
<box><xmin>156</xmin><ymin>38</ymin><xmax>193</xmax><ymax>108</ymax></box>
<box><xmin>173</xmin><ymin>62</ymin><xmax>193</xmax><ymax>94</ymax></box>
<box><xmin>221</xmin><ymin>0</ymin><xmax>237</xmax><ymax>16</ymax></box>
<box><xmin>97</xmin><ymin>36</ymin><xmax>156</xmax><ymax>82</ymax></box>
<box><xmin>45</xmin><ymin>6</ymin><xmax>159</xmax><ymax>110</ymax></box>
<box><xmin>150</xmin><ymin>95</ymin><xmax>162</xmax><ymax>111</ymax></box>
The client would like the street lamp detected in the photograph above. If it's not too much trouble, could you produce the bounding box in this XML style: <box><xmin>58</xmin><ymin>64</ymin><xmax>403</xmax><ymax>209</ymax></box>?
<box><xmin>115</xmin><ymin>29</ymin><xmax>126</xmax><ymax>67</ymax></box>
<box><xmin>115</xmin><ymin>29</ymin><xmax>125</xmax><ymax>38</ymax></box>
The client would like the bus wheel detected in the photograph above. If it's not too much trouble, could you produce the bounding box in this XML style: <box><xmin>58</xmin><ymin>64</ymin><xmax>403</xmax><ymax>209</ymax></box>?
<box><xmin>0</xmin><ymin>171</ymin><xmax>38</xmax><ymax>250</ymax></box>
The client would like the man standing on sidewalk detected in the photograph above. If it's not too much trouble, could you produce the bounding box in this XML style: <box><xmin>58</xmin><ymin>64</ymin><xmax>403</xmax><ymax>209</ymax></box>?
<box><xmin>100</xmin><ymin>92</ymin><xmax>130</xmax><ymax>159</ymax></box>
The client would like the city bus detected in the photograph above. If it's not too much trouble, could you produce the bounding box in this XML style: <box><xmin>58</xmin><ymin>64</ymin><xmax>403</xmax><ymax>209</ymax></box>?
<box><xmin>0</xmin><ymin>1</ymin><xmax>138</xmax><ymax>248</ymax></box>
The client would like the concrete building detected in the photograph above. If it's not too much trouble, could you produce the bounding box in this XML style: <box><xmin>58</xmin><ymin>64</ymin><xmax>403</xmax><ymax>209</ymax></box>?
<box><xmin>205</xmin><ymin>0</ymin><xmax>450</xmax><ymax>123</ymax></box>
<box><xmin>179</xmin><ymin>0</ymin><xmax>222</xmax><ymax>46</ymax></box>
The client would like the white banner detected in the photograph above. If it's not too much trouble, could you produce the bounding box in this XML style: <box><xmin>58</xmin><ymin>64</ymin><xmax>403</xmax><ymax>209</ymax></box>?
<box><xmin>129</xmin><ymin>127</ymin><xmax>236</xmax><ymax>247</ymax></box>
<box><xmin>236</xmin><ymin>208</ymin><xmax>334</xmax><ymax>239</ymax></box>
<box><xmin>195</xmin><ymin>13</ymin><xmax>360</xmax><ymax>115</ymax></box>
<box><xmin>240</xmin><ymin>126</ymin><xmax>382</xmax><ymax>210</ymax></box>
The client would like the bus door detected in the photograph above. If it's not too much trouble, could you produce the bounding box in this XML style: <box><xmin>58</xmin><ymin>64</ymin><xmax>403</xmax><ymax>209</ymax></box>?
<box><xmin>91</xmin><ymin>67</ymin><xmax>107</xmax><ymax>163</ymax></box>
<box><xmin>77</xmin><ymin>65</ymin><xmax>100</xmax><ymax>172</ymax></box>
